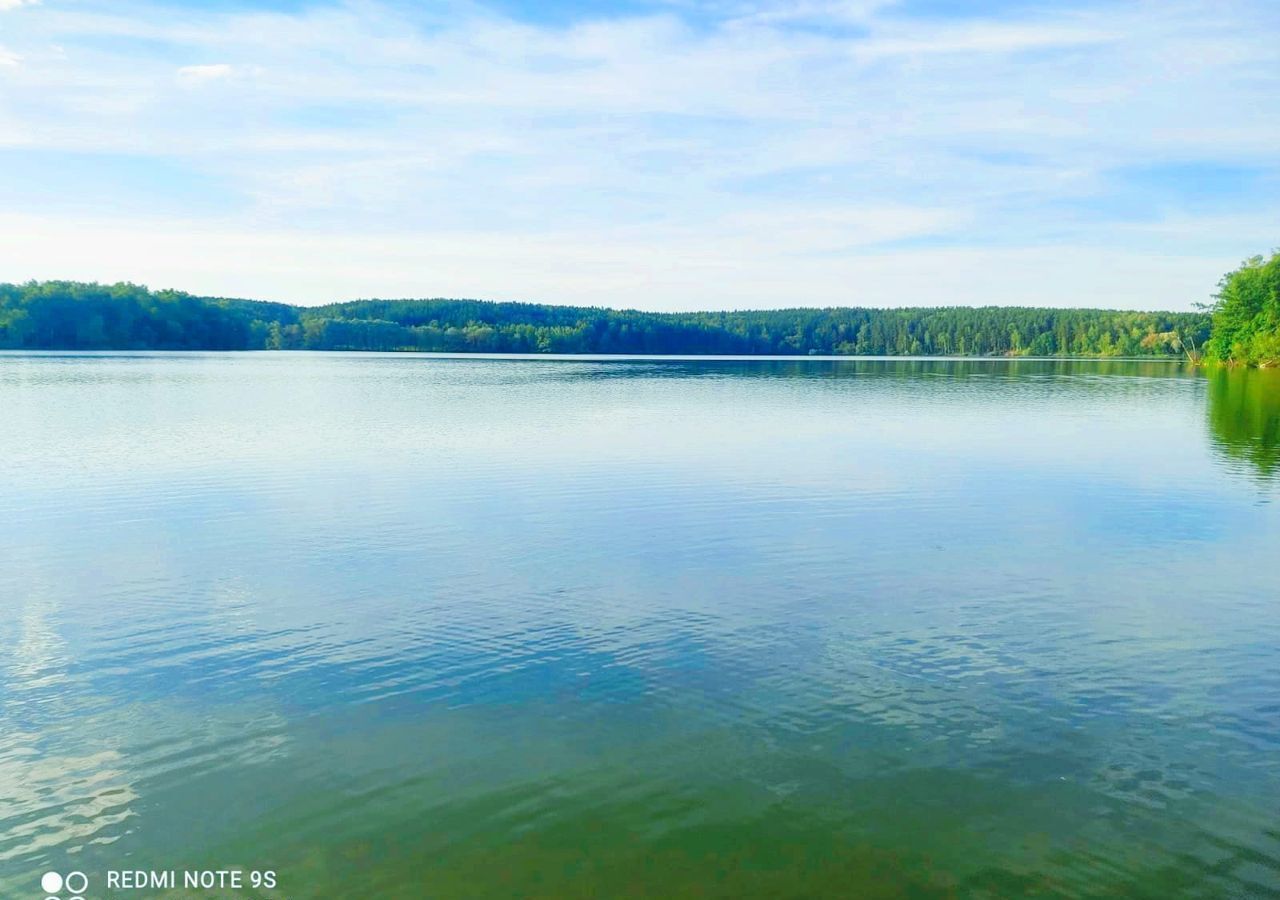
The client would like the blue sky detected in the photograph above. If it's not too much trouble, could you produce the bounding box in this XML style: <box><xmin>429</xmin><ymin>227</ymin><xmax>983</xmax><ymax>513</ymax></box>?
<box><xmin>0</xmin><ymin>0</ymin><xmax>1276</xmax><ymax>309</ymax></box>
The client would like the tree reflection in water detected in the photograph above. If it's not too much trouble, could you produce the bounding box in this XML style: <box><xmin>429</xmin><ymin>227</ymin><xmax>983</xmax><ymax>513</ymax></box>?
<box><xmin>1207</xmin><ymin>367</ymin><xmax>1280</xmax><ymax>480</ymax></box>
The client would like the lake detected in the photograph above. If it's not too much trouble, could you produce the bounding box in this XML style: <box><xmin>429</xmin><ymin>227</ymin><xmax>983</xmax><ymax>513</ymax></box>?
<box><xmin>1</xmin><ymin>353</ymin><xmax>1278</xmax><ymax>898</ymax></box>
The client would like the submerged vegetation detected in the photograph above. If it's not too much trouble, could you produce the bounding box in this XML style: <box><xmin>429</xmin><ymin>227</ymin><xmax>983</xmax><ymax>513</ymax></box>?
<box><xmin>1204</xmin><ymin>251</ymin><xmax>1280</xmax><ymax>367</ymax></box>
<box><xmin>0</xmin><ymin>280</ymin><xmax>1210</xmax><ymax>357</ymax></box>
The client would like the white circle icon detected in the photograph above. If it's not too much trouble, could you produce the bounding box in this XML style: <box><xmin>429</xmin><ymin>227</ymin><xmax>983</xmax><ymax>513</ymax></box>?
<box><xmin>66</xmin><ymin>871</ymin><xmax>89</xmax><ymax>893</ymax></box>
<box><xmin>41</xmin><ymin>872</ymin><xmax>63</xmax><ymax>893</ymax></box>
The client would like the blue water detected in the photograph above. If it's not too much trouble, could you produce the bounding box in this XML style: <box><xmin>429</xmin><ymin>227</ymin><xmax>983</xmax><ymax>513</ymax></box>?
<box><xmin>1</xmin><ymin>353</ymin><xmax>1277</xmax><ymax>898</ymax></box>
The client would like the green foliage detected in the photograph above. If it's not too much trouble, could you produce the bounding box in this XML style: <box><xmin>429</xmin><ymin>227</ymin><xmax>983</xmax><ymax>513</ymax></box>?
<box><xmin>0</xmin><ymin>280</ymin><xmax>299</xmax><ymax>350</ymax></box>
<box><xmin>1204</xmin><ymin>251</ymin><xmax>1280</xmax><ymax>366</ymax></box>
<box><xmin>0</xmin><ymin>280</ymin><xmax>1210</xmax><ymax>357</ymax></box>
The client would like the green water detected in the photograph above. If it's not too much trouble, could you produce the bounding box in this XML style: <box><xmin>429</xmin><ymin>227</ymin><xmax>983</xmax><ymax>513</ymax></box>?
<box><xmin>1</xmin><ymin>354</ymin><xmax>1278</xmax><ymax>898</ymax></box>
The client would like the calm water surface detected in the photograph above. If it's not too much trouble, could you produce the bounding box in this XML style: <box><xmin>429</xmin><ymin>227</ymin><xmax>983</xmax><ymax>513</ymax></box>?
<box><xmin>1</xmin><ymin>354</ymin><xmax>1278</xmax><ymax>898</ymax></box>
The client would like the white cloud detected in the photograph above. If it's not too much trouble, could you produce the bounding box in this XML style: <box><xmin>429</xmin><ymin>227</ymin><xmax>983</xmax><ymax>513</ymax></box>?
<box><xmin>0</xmin><ymin>0</ymin><xmax>40</xmax><ymax>11</ymax></box>
<box><xmin>0</xmin><ymin>48</ymin><xmax>21</xmax><ymax>67</ymax></box>
<box><xmin>852</xmin><ymin>23</ymin><xmax>1117</xmax><ymax>59</ymax></box>
<box><xmin>0</xmin><ymin>0</ymin><xmax>1274</xmax><ymax>309</ymax></box>
<box><xmin>176</xmin><ymin>62</ymin><xmax>236</xmax><ymax>83</ymax></box>
<box><xmin>0</xmin><ymin>212</ymin><xmax>1241</xmax><ymax>311</ymax></box>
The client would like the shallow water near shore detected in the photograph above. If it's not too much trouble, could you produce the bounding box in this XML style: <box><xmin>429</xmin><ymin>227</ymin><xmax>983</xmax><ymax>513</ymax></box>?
<box><xmin>1</xmin><ymin>353</ymin><xmax>1278</xmax><ymax>898</ymax></box>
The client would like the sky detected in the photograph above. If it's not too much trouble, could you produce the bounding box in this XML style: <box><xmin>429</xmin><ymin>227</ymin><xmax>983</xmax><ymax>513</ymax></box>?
<box><xmin>0</xmin><ymin>0</ymin><xmax>1276</xmax><ymax>310</ymax></box>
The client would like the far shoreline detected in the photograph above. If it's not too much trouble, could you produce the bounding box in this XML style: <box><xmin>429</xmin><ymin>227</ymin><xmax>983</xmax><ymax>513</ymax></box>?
<box><xmin>0</xmin><ymin>349</ymin><xmax>1195</xmax><ymax>363</ymax></box>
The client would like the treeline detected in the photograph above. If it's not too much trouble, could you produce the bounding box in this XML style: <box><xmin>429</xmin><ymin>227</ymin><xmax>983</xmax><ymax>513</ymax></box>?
<box><xmin>0</xmin><ymin>280</ymin><xmax>1210</xmax><ymax>357</ymax></box>
<box><xmin>0</xmin><ymin>281</ymin><xmax>300</xmax><ymax>351</ymax></box>
<box><xmin>1205</xmin><ymin>251</ymin><xmax>1280</xmax><ymax>366</ymax></box>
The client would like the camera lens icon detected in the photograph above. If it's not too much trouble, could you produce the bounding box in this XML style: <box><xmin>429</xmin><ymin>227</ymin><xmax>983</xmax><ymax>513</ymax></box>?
<box><xmin>41</xmin><ymin>870</ymin><xmax>87</xmax><ymax>899</ymax></box>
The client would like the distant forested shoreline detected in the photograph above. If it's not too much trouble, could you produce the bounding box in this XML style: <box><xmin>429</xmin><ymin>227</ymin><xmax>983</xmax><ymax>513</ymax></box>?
<box><xmin>0</xmin><ymin>280</ymin><xmax>1215</xmax><ymax>358</ymax></box>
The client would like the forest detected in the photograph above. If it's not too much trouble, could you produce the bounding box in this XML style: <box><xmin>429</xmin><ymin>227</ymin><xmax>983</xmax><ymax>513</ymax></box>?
<box><xmin>0</xmin><ymin>280</ymin><xmax>1211</xmax><ymax>358</ymax></box>
<box><xmin>1204</xmin><ymin>251</ymin><xmax>1280</xmax><ymax>366</ymax></box>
